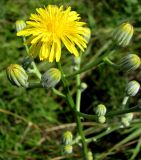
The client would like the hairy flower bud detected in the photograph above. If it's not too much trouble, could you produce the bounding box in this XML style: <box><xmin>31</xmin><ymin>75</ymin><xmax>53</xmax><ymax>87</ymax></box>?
<box><xmin>125</xmin><ymin>113</ymin><xmax>134</xmax><ymax>121</ymax></box>
<box><xmin>6</xmin><ymin>64</ymin><xmax>28</xmax><ymax>88</ymax></box>
<box><xmin>80</xmin><ymin>82</ymin><xmax>87</xmax><ymax>92</ymax></box>
<box><xmin>121</xmin><ymin>113</ymin><xmax>133</xmax><ymax>127</ymax></box>
<box><xmin>98</xmin><ymin>116</ymin><xmax>106</xmax><ymax>124</ymax></box>
<box><xmin>96</xmin><ymin>104</ymin><xmax>107</xmax><ymax>116</ymax></box>
<box><xmin>41</xmin><ymin>68</ymin><xmax>61</xmax><ymax>89</ymax></box>
<box><xmin>113</xmin><ymin>22</ymin><xmax>134</xmax><ymax>47</ymax></box>
<box><xmin>63</xmin><ymin>131</ymin><xmax>73</xmax><ymax>145</ymax></box>
<box><xmin>121</xmin><ymin>117</ymin><xmax>130</xmax><ymax>127</ymax></box>
<box><xmin>16</xmin><ymin>20</ymin><xmax>26</xmax><ymax>32</ymax></box>
<box><xmin>119</xmin><ymin>54</ymin><xmax>141</xmax><ymax>71</ymax></box>
<box><xmin>64</xmin><ymin>144</ymin><xmax>73</xmax><ymax>154</ymax></box>
<box><xmin>126</xmin><ymin>80</ymin><xmax>140</xmax><ymax>96</ymax></box>
<box><xmin>88</xmin><ymin>151</ymin><xmax>93</xmax><ymax>160</ymax></box>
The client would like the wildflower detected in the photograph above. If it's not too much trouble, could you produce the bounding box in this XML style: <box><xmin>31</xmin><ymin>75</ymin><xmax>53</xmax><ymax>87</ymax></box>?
<box><xmin>63</xmin><ymin>131</ymin><xmax>73</xmax><ymax>145</ymax></box>
<box><xmin>17</xmin><ymin>5</ymin><xmax>90</xmax><ymax>62</ymax></box>
<box><xmin>96</xmin><ymin>104</ymin><xmax>107</xmax><ymax>116</ymax></box>
<box><xmin>6</xmin><ymin>64</ymin><xmax>28</xmax><ymax>88</ymax></box>
<box><xmin>119</xmin><ymin>54</ymin><xmax>140</xmax><ymax>71</ymax></box>
<box><xmin>16</xmin><ymin>20</ymin><xmax>26</xmax><ymax>32</ymax></box>
<box><xmin>41</xmin><ymin>68</ymin><xmax>61</xmax><ymax>89</ymax></box>
<box><xmin>126</xmin><ymin>80</ymin><xmax>140</xmax><ymax>96</ymax></box>
<box><xmin>64</xmin><ymin>144</ymin><xmax>73</xmax><ymax>154</ymax></box>
<box><xmin>113</xmin><ymin>22</ymin><xmax>134</xmax><ymax>47</ymax></box>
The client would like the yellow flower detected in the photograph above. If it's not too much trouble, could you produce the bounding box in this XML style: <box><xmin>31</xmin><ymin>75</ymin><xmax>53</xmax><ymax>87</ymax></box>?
<box><xmin>17</xmin><ymin>5</ymin><xmax>90</xmax><ymax>62</ymax></box>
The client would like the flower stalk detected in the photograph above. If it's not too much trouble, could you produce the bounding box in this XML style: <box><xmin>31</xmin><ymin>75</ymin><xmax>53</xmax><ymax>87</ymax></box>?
<box><xmin>56</xmin><ymin>62</ymin><xmax>88</xmax><ymax>159</ymax></box>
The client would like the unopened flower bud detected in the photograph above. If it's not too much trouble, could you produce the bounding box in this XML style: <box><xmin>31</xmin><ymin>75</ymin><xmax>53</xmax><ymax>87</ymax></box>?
<box><xmin>64</xmin><ymin>144</ymin><xmax>73</xmax><ymax>154</ymax></box>
<box><xmin>41</xmin><ymin>68</ymin><xmax>61</xmax><ymax>89</ymax></box>
<box><xmin>121</xmin><ymin>117</ymin><xmax>130</xmax><ymax>127</ymax></box>
<box><xmin>96</xmin><ymin>104</ymin><xmax>107</xmax><ymax>116</ymax></box>
<box><xmin>119</xmin><ymin>54</ymin><xmax>140</xmax><ymax>71</ymax></box>
<box><xmin>126</xmin><ymin>80</ymin><xmax>140</xmax><ymax>96</ymax></box>
<box><xmin>88</xmin><ymin>151</ymin><xmax>93</xmax><ymax>160</ymax></box>
<box><xmin>125</xmin><ymin>113</ymin><xmax>133</xmax><ymax>121</ymax></box>
<box><xmin>113</xmin><ymin>22</ymin><xmax>134</xmax><ymax>47</ymax></box>
<box><xmin>98</xmin><ymin>116</ymin><xmax>106</xmax><ymax>124</ymax></box>
<box><xmin>80</xmin><ymin>82</ymin><xmax>87</xmax><ymax>92</ymax></box>
<box><xmin>63</xmin><ymin>131</ymin><xmax>73</xmax><ymax>145</ymax></box>
<box><xmin>16</xmin><ymin>20</ymin><xmax>26</xmax><ymax>32</ymax></box>
<box><xmin>6</xmin><ymin>64</ymin><xmax>28</xmax><ymax>88</ymax></box>
<box><xmin>121</xmin><ymin>113</ymin><xmax>133</xmax><ymax>127</ymax></box>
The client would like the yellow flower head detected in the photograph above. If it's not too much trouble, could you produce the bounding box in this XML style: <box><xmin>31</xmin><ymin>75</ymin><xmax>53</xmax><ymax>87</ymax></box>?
<box><xmin>17</xmin><ymin>5</ymin><xmax>90</xmax><ymax>62</ymax></box>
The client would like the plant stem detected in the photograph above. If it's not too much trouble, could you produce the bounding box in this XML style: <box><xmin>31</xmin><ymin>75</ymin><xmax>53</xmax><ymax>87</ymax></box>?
<box><xmin>77</xmin><ymin>103</ymin><xmax>141</xmax><ymax>120</ymax></box>
<box><xmin>56</xmin><ymin>62</ymin><xmax>88</xmax><ymax>159</ymax></box>
<box><xmin>103</xmin><ymin>57</ymin><xmax>119</xmax><ymax>67</ymax></box>
<box><xmin>31</xmin><ymin>62</ymin><xmax>41</xmax><ymax>79</ymax></box>
<box><xmin>122</xmin><ymin>96</ymin><xmax>129</xmax><ymax>109</ymax></box>
<box><xmin>52</xmin><ymin>88</ymin><xmax>65</xmax><ymax>98</ymax></box>
<box><xmin>86</xmin><ymin>125</ymin><xmax>121</xmax><ymax>143</ymax></box>
<box><xmin>130</xmin><ymin>136</ymin><xmax>141</xmax><ymax>160</ymax></box>
<box><xmin>66</xmin><ymin>42</ymin><xmax>115</xmax><ymax>78</ymax></box>
<box><xmin>76</xmin><ymin>58</ymin><xmax>81</xmax><ymax>112</ymax></box>
<box><xmin>99</xmin><ymin>127</ymin><xmax>141</xmax><ymax>159</ymax></box>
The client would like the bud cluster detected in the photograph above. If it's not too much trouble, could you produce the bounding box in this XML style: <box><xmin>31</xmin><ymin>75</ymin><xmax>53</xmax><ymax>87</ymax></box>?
<box><xmin>62</xmin><ymin>131</ymin><xmax>73</xmax><ymax>154</ymax></box>
<box><xmin>96</xmin><ymin>104</ymin><xmax>107</xmax><ymax>123</ymax></box>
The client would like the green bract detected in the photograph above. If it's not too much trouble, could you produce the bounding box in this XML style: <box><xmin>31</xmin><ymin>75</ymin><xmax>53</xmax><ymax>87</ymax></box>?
<box><xmin>41</xmin><ymin>68</ymin><xmax>61</xmax><ymax>89</ymax></box>
<box><xmin>113</xmin><ymin>22</ymin><xmax>134</xmax><ymax>47</ymax></box>
<box><xmin>6</xmin><ymin>64</ymin><xmax>28</xmax><ymax>88</ymax></box>
<box><xmin>119</xmin><ymin>54</ymin><xmax>141</xmax><ymax>71</ymax></box>
<box><xmin>126</xmin><ymin>80</ymin><xmax>140</xmax><ymax>96</ymax></box>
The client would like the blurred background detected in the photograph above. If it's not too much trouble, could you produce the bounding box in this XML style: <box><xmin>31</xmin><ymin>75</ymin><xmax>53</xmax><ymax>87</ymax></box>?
<box><xmin>1</xmin><ymin>0</ymin><xmax>141</xmax><ymax>159</ymax></box>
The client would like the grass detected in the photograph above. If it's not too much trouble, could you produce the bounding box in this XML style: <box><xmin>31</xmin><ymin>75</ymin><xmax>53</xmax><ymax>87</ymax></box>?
<box><xmin>1</xmin><ymin>0</ymin><xmax>141</xmax><ymax>159</ymax></box>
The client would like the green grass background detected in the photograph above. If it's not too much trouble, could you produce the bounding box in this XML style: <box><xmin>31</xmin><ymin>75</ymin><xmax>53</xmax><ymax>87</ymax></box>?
<box><xmin>1</xmin><ymin>0</ymin><xmax>141</xmax><ymax>159</ymax></box>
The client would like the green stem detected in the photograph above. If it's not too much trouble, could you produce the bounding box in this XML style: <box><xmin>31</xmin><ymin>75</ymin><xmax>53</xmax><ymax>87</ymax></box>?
<box><xmin>122</xmin><ymin>96</ymin><xmax>129</xmax><ymax>109</ymax></box>
<box><xmin>56</xmin><ymin>62</ymin><xmax>88</xmax><ymax>159</ymax></box>
<box><xmin>76</xmin><ymin>58</ymin><xmax>81</xmax><ymax>112</ymax></box>
<box><xmin>86</xmin><ymin>125</ymin><xmax>121</xmax><ymax>143</ymax></box>
<box><xmin>66</xmin><ymin>43</ymin><xmax>115</xmax><ymax>78</ymax></box>
<box><xmin>23</xmin><ymin>36</ymin><xmax>29</xmax><ymax>53</ymax></box>
<box><xmin>130</xmin><ymin>136</ymin><xmax>141</xmax><ymax>160</ymax></box>
<box><xmin>28</xmin><ymin>82</ymin><xmax>42</xmax><ymax>89</ymax></box>
<box><xmin>103</xmin><ymin>57</ymin><xmax>119</xmax><ymax>67</ymax></box>
<box><xmin>99</xmin><ymin>127</ymin><xmax>141</xmax><ymax>159</ymax></box>
<box><xmin>31</xmin><ymin>62</ymin><xmax>41</xmax><ymax>80</ymax></box>
<box><xmin>52</xmin><ymin>88</ymin><xmax>65</xmax><ymax>98</ymax></box>
<box><xmin>77</xmin><ymin>103</ymin><xmax>141</xmax><ymax>120</ymax></box>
